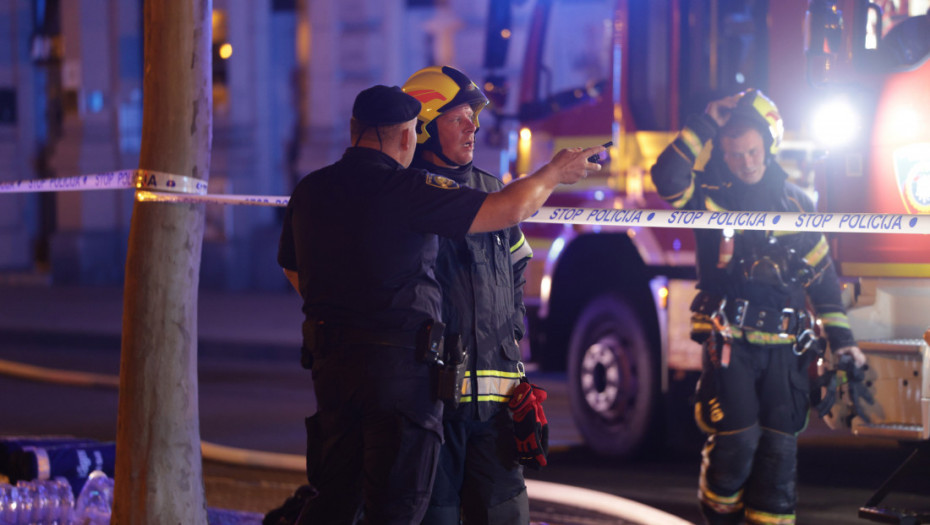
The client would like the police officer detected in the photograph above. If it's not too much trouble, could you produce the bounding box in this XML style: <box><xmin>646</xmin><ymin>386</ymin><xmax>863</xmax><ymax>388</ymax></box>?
<box><xmin>277</xmin><ymin>84</ymin><xmax>602</xmax><ymax>524</ymax></box>
<box><xmin>402</xmin><ymin>66</ymin><xmax>532</xmax><ymax>524</ymax></box>
<box><xmin>650</xmin><ymin>90</ymin><xmax>868</xmax><ymax>525</ymax></box>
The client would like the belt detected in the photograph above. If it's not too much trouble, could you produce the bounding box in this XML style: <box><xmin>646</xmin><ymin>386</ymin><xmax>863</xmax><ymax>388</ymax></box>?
<box><xmin>337</xmin><ymin>327</ymin><xmax>419</xmax><ymax>349</ymax></box>
<box><xmin>722</xmin><ymin>299</ymin><xmax>801</xmax><ymax>335</ymax></box>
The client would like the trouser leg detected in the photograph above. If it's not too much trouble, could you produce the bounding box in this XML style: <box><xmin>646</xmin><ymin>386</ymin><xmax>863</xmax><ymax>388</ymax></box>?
<box><xmin>362</xmin><ymin>412</ymin><xmax>442</xmax><ymax>525</ymax></box>
<box><xmin>301</xmin><ymin>345</ymin><xmax>442</xmax><ymax>525</ymax></box>
<box><xmin>741</xmin><ymin>342</ymin><xmax>808</xmax><ymax>524</ymax></box>
<box><xmin>360</xmin><ymin>347</ymin><xmax>443</xmax><ymax>525</ymax></box>
<box><xmin>694</xmin><ymin>338</ymin><xmax>760</xmax><ymax>525</ymax></box>
<box><xmin>743</xmin><ymin>428</ymin><xmax>798</xmax><ymax>525</ymax></box>
<box><xmin>460</xmin><ymin>412</ymin><xmax>528</xmax><ymax>525</ymax></box>
<box><xmin>421</xmin><ymin>420</ymin><xmax>467</xmax><ymax>525</ymax></box>
<box><xmin>296</xmin><ymin>411</ymin><xmax>364</xmax><ymax>525</ymax></box>
<box><xmin>420</xmin><ymin>505</ymin><xmax>460</xmax><ymax>525</ymax></box>
<box><xmin>698</xmin><ymin>424</ymin><xmax>762</xmax><ymax>525</ymax></box>
<box><xmin>483</xmin><ymin>488</ymin><xmax>529</xmax><ymax>525</ymax></box>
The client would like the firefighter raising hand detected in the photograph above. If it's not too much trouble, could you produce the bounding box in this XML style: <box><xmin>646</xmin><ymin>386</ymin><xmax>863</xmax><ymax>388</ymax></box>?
<box><xmin>705</xmin><ymin>93</ymin><xmax>743</xmax><ymax>127</ymax></box>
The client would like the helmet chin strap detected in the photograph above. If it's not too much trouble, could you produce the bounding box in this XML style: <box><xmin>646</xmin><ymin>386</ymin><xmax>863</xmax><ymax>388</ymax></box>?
<box><xmin>430</xmin><ymin>144</ymin><xmax>460</xmax><ymax>167</ymax></box>
<box><xmin>426</xmin><ymin>128</ymin><xmax>480</xmax><ymax>168</ymax></box>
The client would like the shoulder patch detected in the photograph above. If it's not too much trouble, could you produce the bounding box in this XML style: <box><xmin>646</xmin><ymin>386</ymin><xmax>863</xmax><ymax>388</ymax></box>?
<box><xmin>425</xmin><ymin>173</ymin><xmax>460</xmax><ymax>190</ymax></box>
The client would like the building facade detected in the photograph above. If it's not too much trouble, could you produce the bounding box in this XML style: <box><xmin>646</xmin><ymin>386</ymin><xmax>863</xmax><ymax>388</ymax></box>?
<box><xmin>0</xmin><ymin>0</ymin><xmax>505</xmax><ymax>289</ymax></box>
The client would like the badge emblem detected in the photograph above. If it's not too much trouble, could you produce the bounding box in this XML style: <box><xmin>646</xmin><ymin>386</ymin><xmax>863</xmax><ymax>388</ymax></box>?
<box><xmin>425</xmin><ymin>174</ymin><xmax>460</xmax><ymax>190</ymax></box>
<box><xmin>893</xmin><ymin>143</ymin><xmax>930</xmax><ymax>214</ymax></box>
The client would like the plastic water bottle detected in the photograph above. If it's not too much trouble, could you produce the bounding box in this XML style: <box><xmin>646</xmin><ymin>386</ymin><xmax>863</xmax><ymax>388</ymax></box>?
<box><xmin>9</xmin><ymin>442</ymin><xmax>116</xmax><ymax>499</ymax></box>
<box><xmin>68</xmin><ymin>470</ymin><xmax>113</xmax><ymax>525</ymax></box>
<box><xmin>0</xmin><ymin>483</ymin><xmax>16</xmax><ymax>524</ymax></box>
<box><xmin>0</xmin><ymin>477</ymin><xmax>74</xmax><ymax>525</ymax></box>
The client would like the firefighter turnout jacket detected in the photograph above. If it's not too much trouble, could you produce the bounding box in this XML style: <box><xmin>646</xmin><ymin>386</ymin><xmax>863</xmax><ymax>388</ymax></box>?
<box><xmin>652</xmin><ymin>113</ymin><xmax>856</xmax><ymax>351</ymax></box>
<box><xmin>412</xmin><ymin>157</ymin><xmax>533</xmax><ymax>421</ymax></box>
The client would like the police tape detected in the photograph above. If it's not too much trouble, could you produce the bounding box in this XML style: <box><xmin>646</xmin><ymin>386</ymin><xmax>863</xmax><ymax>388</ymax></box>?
<box><xmin>0</xmin><ymin>170</ymin><xmax>208</xmax><ymax>195</ymax></box>
<box><xmin>138</xmin><ymin>191</ymin><xmax>930</xmax><ymax>235</ymax></box>
<box><xmin>530</xmin><ymin>206</ymin><xmax>930</xmax><ymax>235</ymax></box>
<box><xmin>3</xmin><ymin>172</ymin><xmax>929</xmax><ymax>234</ymax></box>
<box><xmin>135</xmin><ymin>190</ymin><xmax>288</xmax><ymax>207</ymax></box>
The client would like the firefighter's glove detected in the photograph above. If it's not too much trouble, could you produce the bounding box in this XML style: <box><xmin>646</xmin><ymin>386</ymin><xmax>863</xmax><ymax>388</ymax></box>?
<box><xmin>835</xmin><ymin>345</ymin><xmax>867</xmax><ymax>368</ymax></box>
<box><xmin>508</xmin><ymin>378</ymin><xmax>549</xmax><ymax>470</ymax></box>
<box><xmin>837</xmin><ymin>353</ymin><xmax>874</xmax><ymax>424</ymax></box>
<box><xmin>811</xmin><ymin>370</ymin><xmax>838</xmax><ymax>418</ymax></box>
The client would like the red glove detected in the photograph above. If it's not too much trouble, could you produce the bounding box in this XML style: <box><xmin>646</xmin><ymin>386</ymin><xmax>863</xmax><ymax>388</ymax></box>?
<box><xmin>508</xmin><ymin>379</ymin><xmax>549</xmax><ymax>469</ymax></box>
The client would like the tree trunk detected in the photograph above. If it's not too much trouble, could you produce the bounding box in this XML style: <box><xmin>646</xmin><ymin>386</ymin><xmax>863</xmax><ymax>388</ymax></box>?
<box><xmin>113</xmin><ymin>1</ymin><xmax>212</xmax><ymax>523</ymax></box>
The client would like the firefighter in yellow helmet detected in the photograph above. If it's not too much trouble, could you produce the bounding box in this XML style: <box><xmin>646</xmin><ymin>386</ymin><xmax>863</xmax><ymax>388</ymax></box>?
<box><xmin>272</xmin><ymin>83</ymin><xmax>601</xmax><ymax>524</ymax></box>
<box><xmin>651</xmin><ymin>89</ymin><xmax>869</xmax><ymax>525</ymax></box>
<box><xmin>403</xmin><ymin>65</ymin><xmax>535</xmax><ymax>525</ymax></box>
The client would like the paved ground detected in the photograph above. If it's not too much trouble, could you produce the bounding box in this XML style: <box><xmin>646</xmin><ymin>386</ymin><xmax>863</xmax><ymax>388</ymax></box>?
<box><xmin>0</xmin><ymin>281</ymin><xmax>694</xmax><ymax>525</ymax></box>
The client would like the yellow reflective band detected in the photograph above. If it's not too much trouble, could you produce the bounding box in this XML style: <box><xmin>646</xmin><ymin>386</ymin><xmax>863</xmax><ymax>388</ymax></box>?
<box><xmin>730</xmin><ymin>327</ymin><xmax>796</xmax><ymax>345</ymax></box>
<box><xmin>680</xmin><ymin>127</ymin><xmax>704</xmax><ymax>157</ymax></box>
<box><xmin>744</xmin><ymin>507</ymin><xmax>796</xmax><ymax>524</ymax></box>
<box><xmin>670</xmin><ymin>179</ymin><xmax>696</xmax><ymax>209</ymax></box>
<box><xmin>700</xmin><ymin>485</ymin><xmax>743</xmax><ymax>506</ymax></box>
<box><xmin>699</xmin><ymin>439</ymin><xmax>745</xmax><ymax>515</ymax></box>
<box><xmin>510</xmin><ymin>231</ymin><xmax>533</xmax><ymax>263</ymax></box>
<box><xmin>802</xmin><ymin>235</ymin><xmax>829</xmax><ymax>267</ymax></box>
<box><xmin>461</xmin><ymin>370</ymin><xmax>523</xmax><ymax>401</ymax></box>
<box><xmin>699</xmin><ymin>476</ymin><xmax>743</xmax><ymax>514</ymax></box>
<box><xmin>704</xmin><ymin>196</ymin><xmax>726</xmax><ymax>212</ymax></box>
<box><xmin>694</xmin><ymin>402</ymin><xmax>716</xmax><ymax>434</ymax></box>
<box><xmin>476</xmin><ymin>394</ymin><xmax>511</xmax><ymax>403</ymax></box>
<box><xmin>692</xmin><ymin>320</ymin><xmax>713</xmax><ymax>332</ymax></box>
<box><xmin>820</xmin><ymin>312</ymin><xmax>851</xmax><ymax>330</ymax></box>
<box><xmin>475</xmin><ymin>369</ymin><xmax>523</xmax><ymax>378</ymax></box>
<box><xmin>510</xmin><ymin>231</ymin><xmax>526</xmax><ymax>253</ymax></box>
<box><xmin>670</xmin><ymin>143</ymin><xmax>690</xmax><ymax>162</ymax></box>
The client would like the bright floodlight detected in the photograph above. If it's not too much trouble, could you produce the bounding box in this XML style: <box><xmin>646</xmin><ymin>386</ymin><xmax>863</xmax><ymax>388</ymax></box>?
<box><xmin>811</xmin><ymin>98</ymin><xmax>859</xmax><ymax>147</ymax></box>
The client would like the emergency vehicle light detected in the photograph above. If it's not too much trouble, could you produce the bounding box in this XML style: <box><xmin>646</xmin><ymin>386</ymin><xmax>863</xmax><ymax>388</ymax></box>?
<box><xmin>811</xmin><ymin>97</ymin><xmax>859</xmax><ymax>147</ymax></box>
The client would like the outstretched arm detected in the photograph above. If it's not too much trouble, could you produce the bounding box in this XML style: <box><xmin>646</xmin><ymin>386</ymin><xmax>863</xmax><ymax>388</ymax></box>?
<box><xmin>469</xmin><ymin>146</ymin><xmax>603</xmax><ymax>233</ymax></box>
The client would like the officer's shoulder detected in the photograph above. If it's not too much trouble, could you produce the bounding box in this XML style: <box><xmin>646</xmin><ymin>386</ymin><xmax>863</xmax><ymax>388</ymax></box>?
<box><xmin>473</xmin><ymin>166</ymin><xmax>505</xmax><ymax>190</ymax></box>
<box><xmin>292</xmin><ymin>165</ymin><xmax>329</xmax><ymax>193</ymax></box>
<box><xmin>410</xmin><ymin>168</ymin><xmax>463</xmax><ymax>190</ymax></box>
<box><xmin>402</xmin><ymin>166</ymin><xmax>430</xmax><ymax>178</ymax></box>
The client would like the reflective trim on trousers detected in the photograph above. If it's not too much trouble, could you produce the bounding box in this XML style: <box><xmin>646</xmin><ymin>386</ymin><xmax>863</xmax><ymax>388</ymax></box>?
<box><xmin>745</xmin><ymin>507</ymin><xmax>796</xmax><ymax>524</ymax></box>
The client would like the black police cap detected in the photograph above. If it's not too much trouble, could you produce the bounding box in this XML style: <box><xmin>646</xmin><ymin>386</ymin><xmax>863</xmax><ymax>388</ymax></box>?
<box><xmin>352</xmin><ymin>85</ymin><xmax>422</xmax><ymax>126</ymax></box>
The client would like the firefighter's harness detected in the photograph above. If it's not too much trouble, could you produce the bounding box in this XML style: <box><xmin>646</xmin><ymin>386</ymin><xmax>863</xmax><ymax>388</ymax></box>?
<box><xmin>708</xmin><ymin>297</ymin><xmax>820</xmax><ymax>367</ymax></box>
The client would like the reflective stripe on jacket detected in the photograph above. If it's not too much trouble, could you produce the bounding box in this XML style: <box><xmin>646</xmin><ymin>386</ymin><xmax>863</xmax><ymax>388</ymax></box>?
<box><xmin>651</xmin><ymin>114</ymin><xmax>855</xmax><ymax>350</ymax></box>
<box><xmin>412</xmin><ymin>158</ymin><xmax>532</xmax><ymax>421</ymax></box>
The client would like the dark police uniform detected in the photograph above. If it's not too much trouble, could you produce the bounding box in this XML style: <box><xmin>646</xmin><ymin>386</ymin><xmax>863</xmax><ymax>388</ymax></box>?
<box><xmin>277</xmin><ymin>86</ymin><xmax>490</xmax><ymax>524</ymax></box>
<box><xmin>412</xmin><ymin>158</ymin><xmax>533</xmax><ymax>525</ymax></box>
<box><xmin>651</xmin><ymin>112</ymin><xmax>856</xmax><ymax>524</ymax></box>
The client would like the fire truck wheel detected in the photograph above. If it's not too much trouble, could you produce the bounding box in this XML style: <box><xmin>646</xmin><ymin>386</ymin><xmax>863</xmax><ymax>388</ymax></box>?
<box><xmin>567</xmin><ymin>293</ymin><xmax>657</xmax><ymax>458</ymax></box>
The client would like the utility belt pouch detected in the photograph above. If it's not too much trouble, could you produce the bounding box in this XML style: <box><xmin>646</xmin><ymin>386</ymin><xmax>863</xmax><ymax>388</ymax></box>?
<box><xmin>416</xmin><ymin>319</ymin><xmax>445</xmax><ymax>365</ymax></box>
<box><xmin>437</xmin><ymin>334</ymin><xmax>467</xmax><ymax>407</ymax></box>
<box><xmin>690</xmin><ymin>290</ymin><xmax>722</xmax><ymax>316</ymax></box>
<box><xmin>689</xmin><ymin>291</ymin><xmax>722</xmax><ymax>344</ymax></box>
<box><xmin>300</xmin><ymin>319</ymin><xmax>327</xmax><ymax>369</ymax></box>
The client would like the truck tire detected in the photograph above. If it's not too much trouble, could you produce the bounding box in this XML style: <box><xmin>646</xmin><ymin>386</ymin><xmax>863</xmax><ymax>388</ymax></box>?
<box><xmin>567</xmin><ymin>293</ymin><xmax>657</xmax><ymax>458</ymax></box>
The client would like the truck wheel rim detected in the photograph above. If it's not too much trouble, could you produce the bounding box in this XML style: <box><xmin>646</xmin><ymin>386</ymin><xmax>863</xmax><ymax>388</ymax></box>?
<box><xmin>580</xmin><ymin>335</ymin><xmax>634</xmax><ymax>418</ymax></box>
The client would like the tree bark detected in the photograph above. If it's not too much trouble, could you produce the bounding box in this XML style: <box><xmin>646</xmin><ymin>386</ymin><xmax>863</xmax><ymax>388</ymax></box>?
<box><xmin>113</xmin><ymin>1</ymin><xmax>212</xmax><ymax>523</ymax></box>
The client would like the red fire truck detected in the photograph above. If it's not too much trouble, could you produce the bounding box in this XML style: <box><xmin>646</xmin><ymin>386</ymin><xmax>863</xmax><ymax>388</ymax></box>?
<box><xmin>482</xmin><ymin>0</ymin><xmax>930</xmax><ymax>463</ymax></box>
